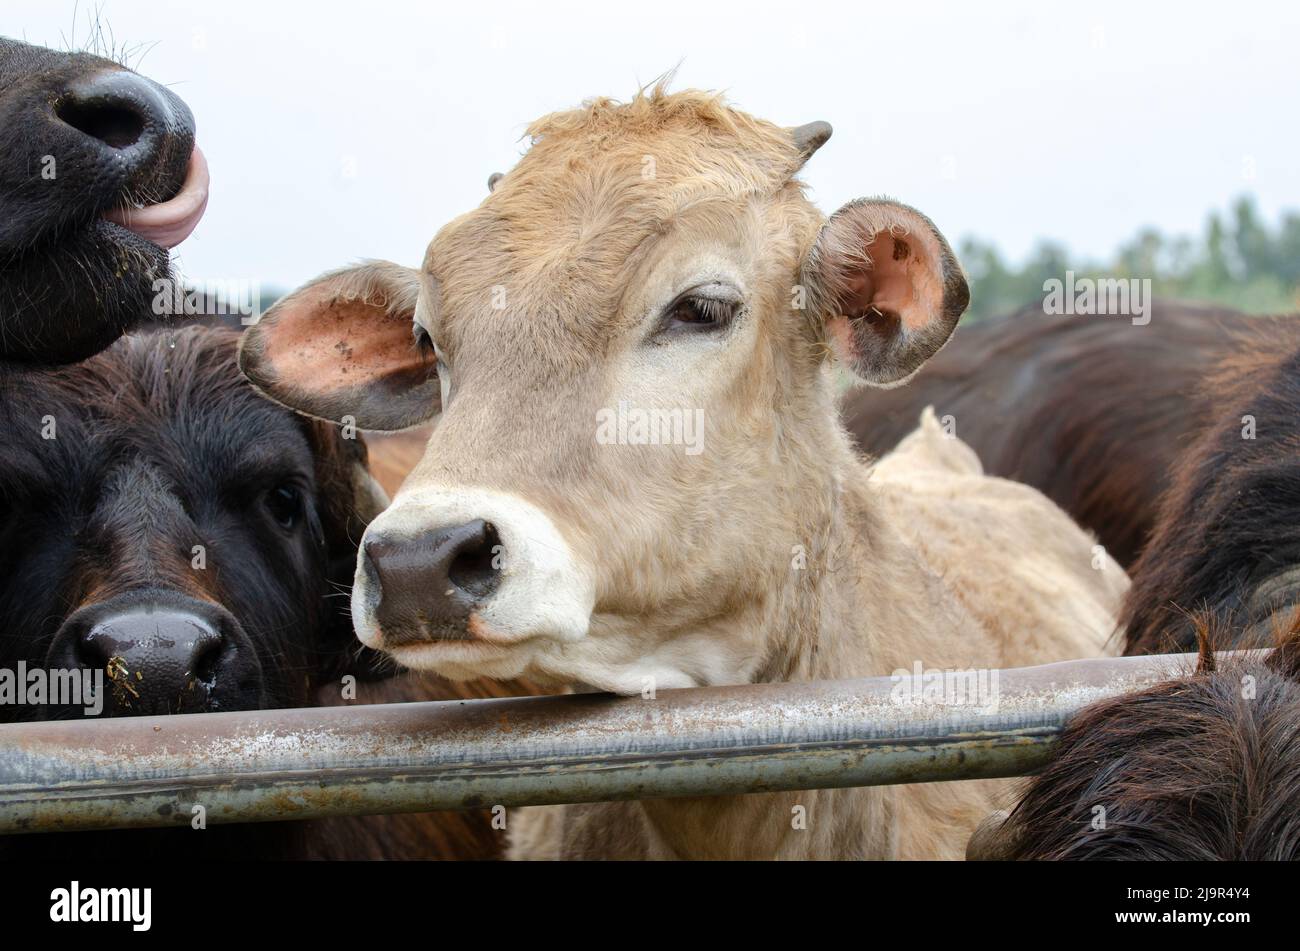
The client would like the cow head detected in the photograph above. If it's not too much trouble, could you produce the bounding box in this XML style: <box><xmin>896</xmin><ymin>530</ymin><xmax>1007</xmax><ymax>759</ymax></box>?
<box><xmin>0</xmin><ymin>326</ymin><xmax>387</xmax><ymax>719</ymax></box>
<box><xmin>242</xmin><ymin>89</ymin><xmax>967</xmax><ymax>693</ymax></box>
<box><xmin>0</xmin><ymin>37</ymin><xmax>207</xmax><ymax>365</ymax></box>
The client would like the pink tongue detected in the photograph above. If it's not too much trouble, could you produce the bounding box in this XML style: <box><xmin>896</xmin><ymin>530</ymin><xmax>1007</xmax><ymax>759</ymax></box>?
<box><xmin>103</xmin><ymin>145</ymin><xmax>210</xmax><ymax>249</ymax></box>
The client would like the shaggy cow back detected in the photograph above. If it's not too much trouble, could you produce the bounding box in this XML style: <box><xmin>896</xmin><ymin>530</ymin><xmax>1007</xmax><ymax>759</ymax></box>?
<box><xmin>991</xmin><ymin>615</ymin><xmax>1300</xmax><ymax>860</ymax></box>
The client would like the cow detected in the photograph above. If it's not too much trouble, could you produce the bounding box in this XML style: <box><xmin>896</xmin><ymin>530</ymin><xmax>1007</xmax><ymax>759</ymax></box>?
<box><xmin>0</xmin><ymin>36</ymin><xmax>207</xmax><ymax>365</ymax></box>
<box><xmin>1122</xmin><ymin>317</ymin><xmax>1300</xmax><ymax>654</ymax></box>
<box><xmin>0</xmin><ymin>324</ymin><xmax>385</xmax><ymax>719</ymax></box>
<box><xmin>965</xmin><ymin>323</ymin><xmax>1300</xmax><ymax>859</ymax></box>
<box><xmin>0</xmin><ymin>324</ymin><xmax>510</xmax><ymax>859</ymax></box>
<box><xmin>844</xmin><ymin>301</ymin><xmax>1246</xmax><ymax>568</ymax></box>
<box><xmin>240</xmin><ymin>87</ymin><xmax>1129</xmax><ymax>860</ymax></box>
<box><xmin>967</xmin><ymin>612</ymin><xmax>1300</xmax><ymax>861</ymax></box>
<box><xmin>366</xmin><ymin>424</ymin><xmax>436</xmax><ymax>498</ymax></box>
<box><xmin>847</xmin><ymin>306</ymin><xmax>1300</xmax><ymax>650</ymax></box>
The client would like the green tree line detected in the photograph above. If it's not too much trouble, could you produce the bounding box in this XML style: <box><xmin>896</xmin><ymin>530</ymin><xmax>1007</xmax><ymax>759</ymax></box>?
<box><xmin>959</xmin><ymin>196</ymin><xmax>1300</xmax><ymax>321</ymax></box>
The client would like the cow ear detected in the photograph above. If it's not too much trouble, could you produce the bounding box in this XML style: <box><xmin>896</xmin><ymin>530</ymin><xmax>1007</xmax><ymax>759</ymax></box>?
<box><xmin>239</xmin><ymin>261</ymin><xmax>440</xmax><ymax>431</ymax></box>
<box><xmin>965</xmin><ymin>809</ymin><xmax>1020</xmax><ymax>861</ymax></box>
<box><xmin>803</xmin><ymin>199</ymin><xmax>969</xmax><ymax>386</ymax></box>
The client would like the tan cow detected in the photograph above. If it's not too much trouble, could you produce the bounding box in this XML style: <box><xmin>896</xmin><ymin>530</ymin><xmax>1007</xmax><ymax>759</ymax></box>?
<box><xmin>240</xmin><ymin>87</ymin><xmax>1128</xmax><ymax>860</ymax></box>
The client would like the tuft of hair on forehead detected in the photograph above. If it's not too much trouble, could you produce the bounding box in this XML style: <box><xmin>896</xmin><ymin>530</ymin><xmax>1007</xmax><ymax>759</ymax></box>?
<box><xmin>521</xmin><ymin>82</ymin><xmax>812</xmax><ymax>190</ymax></box>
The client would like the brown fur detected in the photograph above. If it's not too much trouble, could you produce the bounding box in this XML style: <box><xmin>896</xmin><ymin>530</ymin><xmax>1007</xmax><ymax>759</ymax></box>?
<box><xmin>993</xmin><ymin>612</ymin><xmax>1300</xmax><ymax>860</ymax></box>
<box><xmin>1121</xmin><ymin>317</ymin><xmax>1300</xmax><ymax>653</ymax></box>
<box><xmin>365</xmin><ymin>425</ymin><xmax>434</xmax><ymax>497</ymax></box>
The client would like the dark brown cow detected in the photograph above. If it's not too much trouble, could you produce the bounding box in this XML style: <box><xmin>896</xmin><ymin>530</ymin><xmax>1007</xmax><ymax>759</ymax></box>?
<box><xmin>0</xmin><ymin>325</ymin><xmax>382</xmax><ymax>718</ymax></box>
<box><xmin>0</xmin><ymin>325</ymin><xmax>518</xmax><ymax>859</ymax></box>
<box><xmin>973</xmin><ymin>613</ymin><xmax>1300</xmax><ymax>861</ymax></box>
<box><xmin>969</xmin><ymin>324</ymin><xmax>1300</xmax><ymax>859</ymax></box>
<box><xmin>845</xmin><ymin>301</ymin><xmax>1245</xmax><ymax>568</ymax></box>
<box><xmin>1122</xmin><ymin>318</ymin><xmax>1300</xmax><ymax>654</ymax></box>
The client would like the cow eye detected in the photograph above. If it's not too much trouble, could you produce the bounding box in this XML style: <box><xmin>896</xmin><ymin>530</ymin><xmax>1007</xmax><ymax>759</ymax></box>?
<box><xmin>412</xmin><ymin>321</ymin><xmax>435</xmax><ymax>357</ymax></box>
<box><xmin>413</xmin><ymin>322</ymin><xmax>452</xmax><ymax>407</ymax></box>
<box><xmin>659</xmin><ymin>286</ymin><xmax>742</xmax><ymax>336</ymax></box>
<box><xmin>265</xmin><ymin>485</ymin><xmax>302</xmax><ymax>530</ymax></box>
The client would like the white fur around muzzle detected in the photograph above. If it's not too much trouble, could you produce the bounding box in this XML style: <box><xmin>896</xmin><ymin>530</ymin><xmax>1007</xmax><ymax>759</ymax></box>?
<box><xmin>351</xmin><ymin>486</ymin><xmax>596</xmax><ymax>671</ymax></box>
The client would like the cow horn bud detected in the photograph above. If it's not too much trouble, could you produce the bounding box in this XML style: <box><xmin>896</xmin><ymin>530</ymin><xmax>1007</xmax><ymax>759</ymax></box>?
<box><xmin>791</xmin><ymin>121</ymin><xmax>833</xmax><ymax>161</ymax></box>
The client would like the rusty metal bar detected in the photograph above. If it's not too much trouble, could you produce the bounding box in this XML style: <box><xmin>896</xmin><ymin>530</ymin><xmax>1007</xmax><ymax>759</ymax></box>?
<box><xmin>0</xmin><ymin>650</ymin><xmax>1246</xmax><ymax>834</ymax></box>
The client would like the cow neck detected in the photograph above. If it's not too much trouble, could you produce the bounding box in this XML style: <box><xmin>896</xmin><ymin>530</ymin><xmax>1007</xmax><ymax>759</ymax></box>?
<box><xmin>749</xmin><ymin>437</ymin><xmax>910</xmax><ymax>686</ymax></box>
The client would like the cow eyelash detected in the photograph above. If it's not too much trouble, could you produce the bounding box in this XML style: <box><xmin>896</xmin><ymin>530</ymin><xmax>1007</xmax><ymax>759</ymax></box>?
<box><xmin>657</xmin><ymin>286</ymin><xmax>743</xmax><ymax>337</ymax></box>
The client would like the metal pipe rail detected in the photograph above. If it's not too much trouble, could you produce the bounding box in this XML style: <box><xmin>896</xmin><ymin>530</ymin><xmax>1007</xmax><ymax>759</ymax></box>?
<box><xmin>0</xmin><ymin>650</ymin><xmax>1240</xmax><ymax>834</ymax></box>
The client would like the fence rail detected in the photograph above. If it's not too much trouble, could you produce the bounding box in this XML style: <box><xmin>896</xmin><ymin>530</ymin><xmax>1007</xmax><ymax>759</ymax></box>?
<box><xmin>0</xmin><ymin>650</ymin><xmax>1238</xmax><ymax>835</ymax></box>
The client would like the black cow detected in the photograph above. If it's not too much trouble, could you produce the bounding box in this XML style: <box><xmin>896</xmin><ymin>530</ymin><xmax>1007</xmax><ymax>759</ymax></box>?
<box><xmin>0</xmin><ymin>324</ymin><xmax>519</xmax><ymax>859</ymax></box>
<box><xmin>0</xmin><ymin>36</ymin><xmax>206</xmax><ymax>365</ymax></box>
<box><xmin>0</xmin><ymin>324</ymin><xmax>384</xmax><ymax>718</ymax></box>
<box><xmin>1120</xmin><ymin>318</ymin><xmax>1300</xmax><ymax>654</ymax></box>
<box><xmin>967</xmin><ymin>320</ymin><xmax>1300</xmax><ymax>860</ymax></box>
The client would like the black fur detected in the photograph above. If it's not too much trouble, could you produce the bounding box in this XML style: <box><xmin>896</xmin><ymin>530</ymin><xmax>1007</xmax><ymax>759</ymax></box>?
<box><xmin>0</xmin><ymin>325</ymin><xmax>381</xmax><ymax>721</ymax></box>
<box><xmin>0</xmin><ymin>37</ymin><xmax>194</xmax><ymax>364</ymax></box>
<box><xmin>989</xmin><ymin>322</ymin><xmax>1300</xmax><ymax>860</ymax></box>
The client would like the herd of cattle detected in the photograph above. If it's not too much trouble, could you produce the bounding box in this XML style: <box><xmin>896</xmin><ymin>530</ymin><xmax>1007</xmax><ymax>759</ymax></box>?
<box><xmin>1</xmin><ymin>37</ymin><xmax>1297</xmax><ymax>860</ymax></box>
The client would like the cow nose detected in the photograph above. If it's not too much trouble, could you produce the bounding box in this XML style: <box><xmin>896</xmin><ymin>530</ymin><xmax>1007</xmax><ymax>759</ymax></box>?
<box><xmin>76</xmin><ymin>609</ymin><xmax>239</xmax><ymax>716</ymax></box>
<box><xmin>44</xmin><ymin>597</ymin><xmax>265</xmax><ymax>717</ymax></box>
<box><xmin>363</xmin><ymin>519</ymin><xmax>503</xmax><ymax>642</ymax></box>
<box><xmin>56</xmin><ymin>70</ymin><xmax>179</xmax><ymax>154</ymax></box>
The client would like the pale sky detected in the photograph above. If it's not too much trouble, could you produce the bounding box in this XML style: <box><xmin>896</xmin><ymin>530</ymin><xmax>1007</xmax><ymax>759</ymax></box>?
<box><xmin>10</xmin><ymin>0</ymin><xmax>1299</xmax><ymax>291</ymax></box>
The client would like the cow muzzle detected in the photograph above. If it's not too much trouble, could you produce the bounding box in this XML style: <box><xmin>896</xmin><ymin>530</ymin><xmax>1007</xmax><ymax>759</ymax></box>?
<box><xmin>44</xmin><ymin>591</ymin><xmax>265</xmax><ymax>717</ymax></box>
<box><xmin>352</xmin><ymin>487</ymin><xmax>595</xmax><ymax>669</ymax></box>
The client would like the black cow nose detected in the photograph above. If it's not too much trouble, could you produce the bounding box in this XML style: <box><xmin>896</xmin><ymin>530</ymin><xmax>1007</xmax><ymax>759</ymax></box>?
<box><xmin>55</xmin><ymin>70</ymin><xmax>176</xmax><ymax>154</ymax></box>
<box><xmin>363</xmin><ymin>519</ymin><xmax>503</xmax><ymax>643</ymax></box>
<box><xmin>76</xmin><ymin>609</ymin><xmax>238</xmax><ymax>716</ymax></box>
<box><xmin>44</xmin><ymin>596</ymin><xmax>265</xmax><ymax>717</ymax></box>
